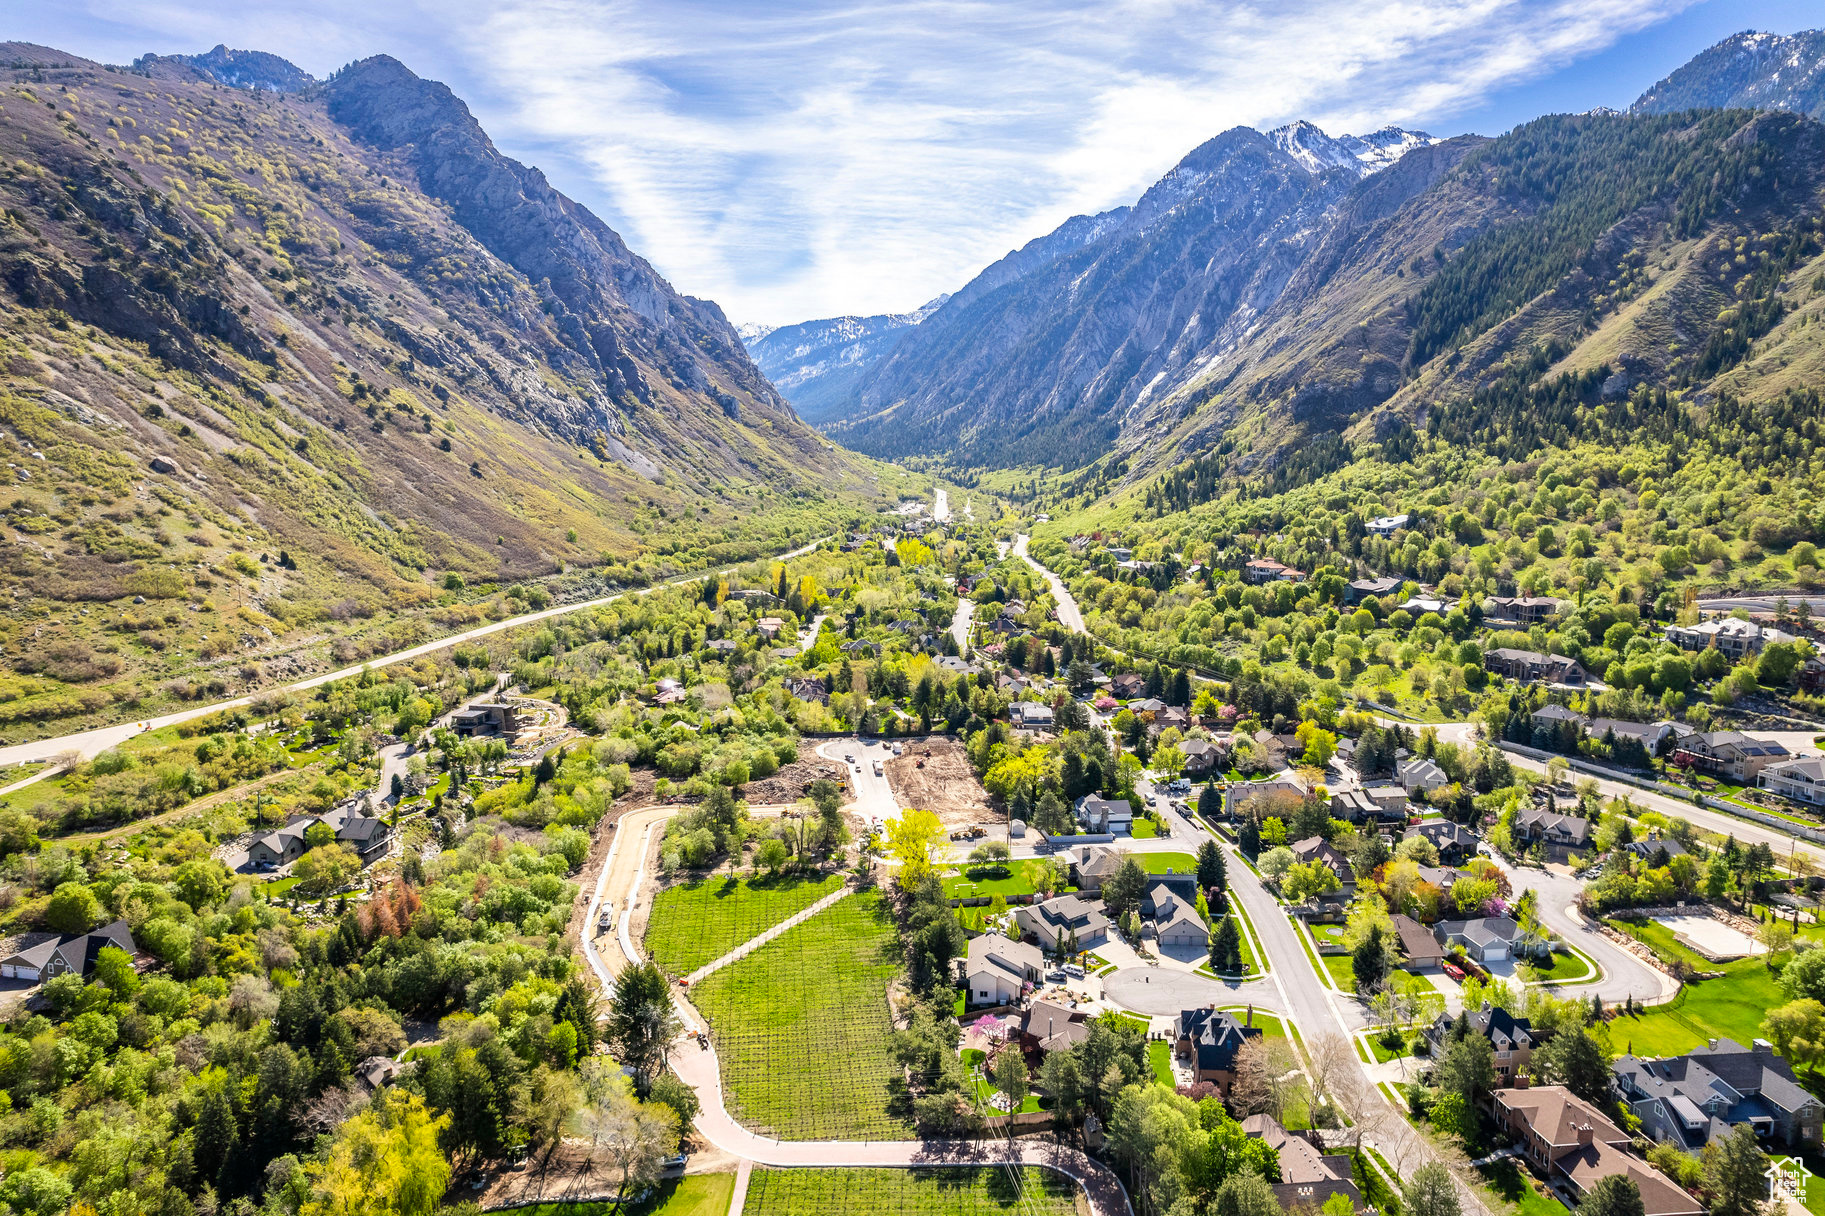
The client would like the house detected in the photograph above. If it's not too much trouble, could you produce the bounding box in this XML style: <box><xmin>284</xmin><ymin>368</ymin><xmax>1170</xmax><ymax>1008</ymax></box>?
<box><xmin>1224</xmin><ymin>778</ymin><xmax>1305</xmax><ymax>818</ymax></box>
<box><xmin>1110</xmin><ymin>672</ymin><xmax>1147</xmax><ymax>699</ymax></box>
<box><xmin>1665</xmin><ymin>618</ymin><xmax>1795</xmax><ymax>659</ymax></box>
<box><xmin>1328</xmin><ymin>788</ymin><xmax>1406</xmax><ymax>827</ymax></box>
<box><xmin>248</xmin><ymin>799</ymin><xmax>394</xmax><ymax>869</ymax></box>
<box><xmin>1344</xmin><ymin>576</ymin><xmax>1403</xmax><ymax>605</ymax></box>
<box><xmin>1174</xmin><ymin>1006</ymin><xmax>1262</xmax><ymax>1092</ymax></box>
<box><xmin>1435</xmin><ymin>916</ymin><xmax>1520</xmax><ymax>962</ymax></box>
<box><xmin>1393</xmin><ymin>914</ymin><xmax>1446</xmax><ymax>970</ymax></box>
<box><xmin>1363</xmin><ymin>782</ymin><xmax>1410</xmax><ymax>818</ymax></box>
<box><xmin>1291</xmin><ymin>836</ymin><xmax>1355</xmax><ymax>890</ymax></box>
<box><xmin>355</xmin><ymin>1056</ymin><xmax>403</xmax><ymax>1092</ymax></box>
<box><xmin>1069</xmin><ymin>845</ymin><xmax>1129</xmax><ymax>894</ymax></box>
<box><xmin>448</xmin><ymin>702</ymin><xmax>519</xmax><ymax>738</ymax></box>
<box><xmin>1495</xmin><ymin>1086</ymin><xmax>1703</xmax><ymax>1216</ymax></box>
<box><xmin>1243</xmin><ymin>1114</ymin><xmax>1364</xmax><ymax>1213</ymax></box>
<box><xmin>1484</xmin><ymin>648</ymin><xmax>1587</xmax><ymax>686</ymax></box>
<box><xmin>1531</xmin><ymin>704</ymin><xmax>1589</xmax><ymax>733</ymax></box>
<box><xmin>962</xmin><ymin>934</ymin><xmax>1045</xmax><ymax>1005</ymax></box>
<box><xmin>654</xmin><ymin>677</ymin><xmax>688</xmax><ymax>705</ymax></box>
<box><xmin>1396</xmin><ymin>757</ymin><xmax>1449</xmax><ymax>793</ymax></box>
<box><xmin>1620</xmin><ymin>836</ymin><xmax>1688</xmax><ymax>864</ymax></box>
<box><xmin>785</xmin><ymin>676</ymin><xmax>830</xmax><ymax>704</ymax></box>
<box><xmin>1407</xmin><ymin>820</ymin><xmax>1480</xmax><ymax>865</ymax></box>
<box><xmin>1180</xmin><ymin>738</ymin><xmax>1225</xmax><ymax>777</ymax></box>
<box><xmin>1483</xmin><ymin>596</ymin><xmax>1565</xmax><ymax>624</ymax></box>
<box><xmin>1129</xmin><ymin>697</ymin><xmax>1167</xmax><ymax>720</ymax></box>
<box><xmin>1398</xmin><ymin>595</ymin><xmax>1452</xmax><ymax>616</ymax></box>
<box><xmin>1762</xmin><ymin>756</ymin><xmax>1825</xmax><ymax>807</ymax></box>
<box><xmin>1010</xmin><ymin>702</ymin><xmax>1056</xmax><ymax>730</ymax></box>
<box><xmin>1588</xmin><ymin>718</ymin><xmax>1677</xmax><ymax>757</ymax></box>
<box><xmin>1614</xmin><ymin>1038</ymin><xmax>1824</xmax><ymax>1151</ymax></box>
<box><xmin>1672</xmin><ymin>732</ymin><xmax>1792</xmax><ymax>782</ymax></box>
<box><xmin>1144</xmin><ymin>884</ymin><xmax>1208</xmax><ymax>948</ymax></box>
<box><xmin>1075</xmin><ymin>795</ymin><xmax>1133</xmax><ymax>835</ymax></box>
<box><xmin>1426</xmin><ymin>1001</ymin><xmax>1536</xmax><ymax>1081</ymax></box>
<box><xmin>1106</xmin><ymin>547</ymin><xmax>1134</xmax><ymax>562</ymax></box>
<box><xmin>1243</xmin><ymin>558</ymin><xmax>1304</xmax><ymax>584</ymax></box>
<box><xmin>1514</xmin><ymin>807</ymin><xmax>1592</xmax><ymax>854</ymax></box>
<box><xmin>1019</xmin><ymin>999</ymin><xmax>1089</xmax><ymax>1055</ymax></box>
<box><xmin>705</xmin><ymin>638</ymin><xmax>738</xmax><ymax>655</ymax></box>
<box><xmin>1366</xmin><ymin>513</ymin><xmax>1411</xmax><ymax>537</ymax></box>
<box><xmin>1015</xmin><ymin>894</ymin><xmax>1110</xmax><ymax>949</ymax></box>
<box><xmin>756</xmin><ymin>616</ymin><xmax>788</xmax><ymax>639</ymax></box>
<box><xmin>0</xmin><ymin>919</ymin><xmax>137</xmax><ymax>983</ymax></box>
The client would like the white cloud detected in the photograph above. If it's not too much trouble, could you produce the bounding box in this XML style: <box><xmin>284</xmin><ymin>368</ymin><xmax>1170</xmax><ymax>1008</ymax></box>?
<box><xmin>17</xmin><ymin>0</ymin><xmax>1699</xmax><ymax>324</ymax></box>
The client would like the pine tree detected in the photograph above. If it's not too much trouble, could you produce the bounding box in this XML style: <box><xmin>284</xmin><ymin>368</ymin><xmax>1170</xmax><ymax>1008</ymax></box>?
<box><xmin>1211</xmin><ymin>916</ymin><xmax>1243</xmax><ymax>974</ymax></box>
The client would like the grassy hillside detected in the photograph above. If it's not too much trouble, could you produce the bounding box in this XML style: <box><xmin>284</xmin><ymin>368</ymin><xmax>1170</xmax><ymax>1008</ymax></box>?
<box><xmin>0</xmin><ymin>46</ymin><xmax>941</xmax><ymax>741</ymax></box>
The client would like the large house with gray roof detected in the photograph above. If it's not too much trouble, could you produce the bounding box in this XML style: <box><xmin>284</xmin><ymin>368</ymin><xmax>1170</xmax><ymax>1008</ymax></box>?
<box><xmin>1175</xmin><ymin>1006</ymin><xmax>1262</xmax><ymax>1093</ymax></box>
<box><xmin>1614</xmin><ymin>1039</ymin><xmax>1823</xmax><ymax>1151</ymax></box>
<box><xmin>961</xmin><ymin>934</ymin><xmax>1044</xmax><ymax>1006</ymax></box>
<box><xmin>1</xmin><ymin>919</ymin><xmax>136</xmax><ymax>983</ymax></box>
<box><xmin>1014</xmin><ymin>893</ymin><xmax>1109</xmax><ymax>950</ymax></box>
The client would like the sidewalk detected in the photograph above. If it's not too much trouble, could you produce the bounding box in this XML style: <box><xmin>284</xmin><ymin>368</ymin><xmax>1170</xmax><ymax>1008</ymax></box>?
<box><xmin>685</xmin><ymin>884</ymin><xmax>854</xmax><ymax>983</ymax></box>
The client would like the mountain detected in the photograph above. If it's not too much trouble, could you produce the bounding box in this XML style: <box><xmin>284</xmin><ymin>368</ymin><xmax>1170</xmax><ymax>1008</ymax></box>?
<box><xmin>1631</xmin><ymin>29</ymin><xmax>1825</xmax><ymax>121</ymax></box>
<box><xmin>1266</xmin><ymin>120</ymin><xmax>1439</xmax><ymax>176</ymax></box>
<box><xmin>822</xmin><ymin>121</ymin><xmax>1440</xmax><ymax>469</ymax></box>
<box><xmin>744</xmin><ymin>295</ymin><xmax>948</xmax><ymax>423</ymax></box>
<box><xmin>0</xmin><ymin>43</ymin><xmax>906</xmax><ymax>740</ymax></box>
<box><xmin>133</xmin><ymin>44</ymin><xmax>316</xmax><ymax>92</ymax></box>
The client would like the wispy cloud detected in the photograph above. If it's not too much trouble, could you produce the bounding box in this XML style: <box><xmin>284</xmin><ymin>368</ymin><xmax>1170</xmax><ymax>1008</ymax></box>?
<box><xmin>20</xmin><ymin>0</ymin><xmax>1699</xmax><ymax>323</ymax></box>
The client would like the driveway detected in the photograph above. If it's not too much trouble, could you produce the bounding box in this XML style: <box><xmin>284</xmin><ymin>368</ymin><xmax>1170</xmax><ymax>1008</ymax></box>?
<box><xmin>1482</xmin><ymin>855</ymin><xmax>1677</xmax><ymax>1005</ymax></box>
<box><xmin>1102</xmin><ymin>966</ymin><xmax>1279</xmax><ymax>1017</ymax></box>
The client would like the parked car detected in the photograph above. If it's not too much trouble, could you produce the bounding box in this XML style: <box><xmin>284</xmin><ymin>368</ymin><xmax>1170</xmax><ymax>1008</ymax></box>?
<box><xmin>1063</xmin><ymin>963</ymin><xmax>1086</xmax><ymax>979</ymax></box>
<box><xmin>1443</xmin><ymin>963</ymin><xmax>1465</xmax><ymax>981</ymax></box>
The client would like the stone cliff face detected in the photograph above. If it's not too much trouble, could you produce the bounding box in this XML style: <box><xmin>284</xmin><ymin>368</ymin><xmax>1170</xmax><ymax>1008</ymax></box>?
<box><xmin>323</xmin><ymin>56</ymin><xmax>793</xmax><ymax>446</ymax></box>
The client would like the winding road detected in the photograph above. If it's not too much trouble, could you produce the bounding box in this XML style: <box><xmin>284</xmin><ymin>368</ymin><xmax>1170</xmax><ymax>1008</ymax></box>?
<box><xmin>0</xmin><ymin>537</ymin><xmax>830</xmax><ymax>769</ymax></box>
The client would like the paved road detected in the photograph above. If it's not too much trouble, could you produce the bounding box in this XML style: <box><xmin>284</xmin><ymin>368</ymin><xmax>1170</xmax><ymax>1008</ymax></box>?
<box><xmin>1698</xmin><ymin>595</ymin><xmax>1825</xmax><ymax>614</ymax></box>
<box><xmin>0</xmin><ymin>538</ymin><xmax>830</xmax><ymax>769</ymax></box>
<box><xmin>948</xmin><ymin>599</ymin><xmax>975</xmax><ymax>653</ymax></box>
<box><xmin>934</xmin><ymin>487</ymin><xmax>951</xmax><ymax>523</ymax></box>
<box><xmin>1481</xmin><ymin>855</ymin><xmax>1676</xmax><ymax>1005</ymax></box>
<box><xmin>1013</xmin><ymin>534</ymin><xmax>1085</xmax><ymax>633</ymax></box>
<box><xmin>814</xmin><ymin>737</ymin><xmax>901</xmax><ymax>830</ymax></box>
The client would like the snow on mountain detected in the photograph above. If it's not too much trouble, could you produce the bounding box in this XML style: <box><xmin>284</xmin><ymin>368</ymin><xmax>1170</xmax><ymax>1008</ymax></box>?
<box><xmin>1267</xmin><ymin>120</ymin><xmax>1439</xmax><ymax>177</ymax></box>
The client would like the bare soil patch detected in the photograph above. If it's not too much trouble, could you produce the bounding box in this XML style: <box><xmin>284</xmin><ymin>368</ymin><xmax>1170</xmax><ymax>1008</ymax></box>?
<box><xmin>742</xmin><ymin>740</ymin><xmax>851</xmax><ymax>805</ymax></box>
<box><xmin>885</xmin><ymin>736</ymin><xmax>996</xmax><ymax>828</ymax></box>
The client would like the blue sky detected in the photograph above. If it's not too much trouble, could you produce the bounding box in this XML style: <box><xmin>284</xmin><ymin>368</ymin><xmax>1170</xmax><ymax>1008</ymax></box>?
<box><xmin>14</xmin><ymin>0</ymin><xmax>1823</xmax><ymax>326</ymax></box>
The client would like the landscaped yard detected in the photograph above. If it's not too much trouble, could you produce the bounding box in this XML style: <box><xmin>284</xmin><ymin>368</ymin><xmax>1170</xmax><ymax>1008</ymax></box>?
<box><xmin>1148</xmin><ymin>1039</ymin><xmax>1173</xmax><ymax>1084</ymax></box>
<box><xmin>1478</xmin><ymin>1157</ymin><xmax>1571</xmax><ymax>1216</ymax></box>
<box><xmin>941</xmin><ymin>861</ymin><xmax>1076</xmax><ymax>901</ymax></box>
<box><xmin>646</xmin><ymin>872</ymin><xmax>845</xmax><ymax>975</ymax></box>
<box><xmin>1521</xmin><ymin>947</ymin><xmax>1596</xmax><ymax>984</ymax></box>
<box><xmin>507</xmin><ymin>1174</ymin><xmax>738</xmax><ymax>1216</ymax></box>
<box><xmin>689</xmin><ymin>889</ymin><xmax>911</xmax><ymax>1140</ymax></box>
<box><xmin>1137</xmin><ymin>852</ymin><xmax>1200</xmax><ymax>874</ymax></box>
<box><xmin>741</xmin><ymin>1168</ymin><xmax>1080</xmax><ymax>1215</ymax></box>
<box><xmin>1609</xmin><ymin>956</ymin><xmax>1787</xmax><ymax>1056</ymax></box>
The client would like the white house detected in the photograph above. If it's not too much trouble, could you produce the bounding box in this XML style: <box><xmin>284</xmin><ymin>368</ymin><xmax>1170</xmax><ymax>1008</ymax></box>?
<box><xmin>963</xmin><ymin>934</ymin><xmax>1045</xmax><ymax>1005</ymax></box>
<box><xmin>1762</xmin><ymin>756</ymin><xmax>1825</xmax><ymax>807</ymax></box>
<box><xmin>1366</xmin><ymin>513</ymin><xmax>1410</xmax><ymax>537</ymax></box>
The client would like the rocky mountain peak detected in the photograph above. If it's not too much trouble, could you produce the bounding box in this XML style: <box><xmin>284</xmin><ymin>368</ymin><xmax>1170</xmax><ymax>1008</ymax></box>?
<box><xmin>1266</xmin><ymin>119</ymin><xmax>1439</xmax><ymax>177</ymax></box>
<box><xmin>1631</xmin><ymin>28</ymin><xmax>1825</xmax><ymax>121</ymax></box>
<box><xmin>133</xmin><ymin>44</ymin><xmax>315</xmax><ymax>92</ymax></box>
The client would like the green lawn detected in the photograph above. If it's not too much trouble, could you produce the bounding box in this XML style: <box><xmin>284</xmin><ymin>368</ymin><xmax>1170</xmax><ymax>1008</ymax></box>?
<box><xmin>1138</xmin><ymin>852</ymin><xmax>1200</xmax><ymax>875</ymax></box>
<box><xmin>741</xmin><ymin>1168</ymin><xmax>1080</xmax><ymax>1215</ymax></box>
<box><xmin>508</xmin><ymin>1173</ymin><xmax>737</xmax><ymax>1216</ymax></box>
<box><xmin>690</xmin><ymin>889</ymin><xmax>911</xmax><ymax>1140</ymax></box>
<box><xmin>1220</xmin><ymin>1007</ymin><xmax>1287</xmax><ymax>1044</ymax></box>
<box><xmin>1132</xmin><ymin>818</ymin><xmax>1160</xmax><ymax>839</ymax></box>
<box><xmin>1478</xmin><ymin>1158</ymin><xmax>1571</xmax><ymax>1216</ymax></box>
<box><xmin>1149</xmin><ymin>1039</ymin><xmax>1174</xmax><ymax>1085</ymax></box>
<box><xmin>1521</xmin><ymin>947</ymin><xmax>1596</xmax><ymax>984</ymax></box>
<box><xmin>1603</xmin><ymin>917</ymin><xmax>1712</xmax><ymax>973</ymax></box>
<box><xmin>967</xmin><ymin>1071</ymin><xmax>1043</xmax><ymax>1114</ymax></box>
<box><xmin>646</xmin><ymin>872</ymin><xmax>845</xmax><ymax>975</ymax></box>
<box><xmin>1322</xmin><ymin>951</ymin><xmax>1359</xmax><ymax>992</ymax></box>
<box><xmin>1366</xmin><ymin>1031</ymin><xmax>1414</xmax><ymax>1063</ymax></box>
<box><xmin>941</xmin><ymin>862</ymin><xmax>1076</xmax><ymax>901</ymax></box>
<box><xmin>1609</xmin><ymin>957</ymin><xmax>1788</xmax><ymax>1056</ymax></box>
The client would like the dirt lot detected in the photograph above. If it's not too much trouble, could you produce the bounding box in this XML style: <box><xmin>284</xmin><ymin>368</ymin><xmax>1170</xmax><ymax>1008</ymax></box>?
<box><xmin>885</xmin><ymin>736</ymin><xmax>997</xmax><ymax>828</ymax></box>
<box><xmin>742</xmin><ymin>740</ymin><xmax>852</xmax><ymax>805</ymax></box>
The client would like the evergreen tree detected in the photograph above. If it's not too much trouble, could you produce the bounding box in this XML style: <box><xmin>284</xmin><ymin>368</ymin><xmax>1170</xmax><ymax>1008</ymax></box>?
<box><xmin>1210</xmin><ymin>916</ymin><xmax>1243</xmax><ymax>974</ymax></box>
<box><xmin>1352</xmin><ymin>923</ymin><xmax>1389</xmax><ymax>991</ymax></box>
<box><xmin>1574</xmin><ymin>1175</ymin><xmax>1644</xmax><ymax>1216</ymax></box>
<box><xmin>1197</xmin><ymin>839</ymin><xmax>1228</xmax><ymax>894</ymax></box>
